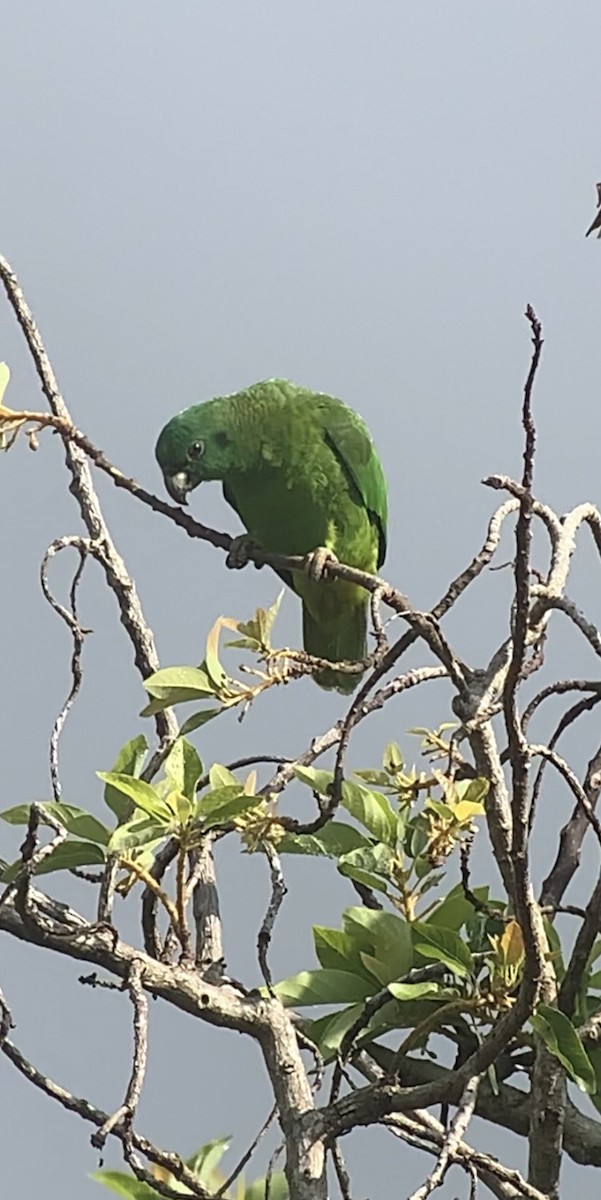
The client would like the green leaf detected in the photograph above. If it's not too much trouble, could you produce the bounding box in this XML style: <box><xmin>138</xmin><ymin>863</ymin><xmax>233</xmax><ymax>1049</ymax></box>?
<box><xmin>337</xmin><ymin>863</ymin><xmax>390</xmax><ymax>895</ymax></box>
<box><xmin>226</xmin><ymin>592</ymin><xmax>284</xmax><ymax>654</ymax></box>
<box><xmin>374</xmin><ymin>914</ymin><xmax>414</xmax><ymax>982</ymax></box>
<box><xmin>202</xmin><ymin>794</ymin><xmax>260</xmax><ymax>830</ymax></box>
<box><xmin>196</xmin><ymin>784</ymin><xmax>258</xmax><ymax>829</ymax></box>
<box><xmin>530</xmin><ymin>1005</ymin><xmax>597</xmax><ymax>1093</ymax></box>
<box><xmin>427</xmin><ymin>884</ymin><xmax>485</xmax><ymax>931</ymax></box>
<box><xmin>110</xmin><ymin>734</ymin><xmax>148</xmax><ymax>776</ymax></box>
<box><xmin>307</xmin><ymin>997</ymin><xmax>406</xmax><ymax>1059</ymax></box>
<box><xmin>108</xmin><ymin>813</ymin><xmax>167</xmax><ymax>854</ymax></box>
<box><xmin>1</xmin><ymin>840</ymin><xmax>106</xmax><ymax>882</ymax></box>
<box><xmin>360</xmin><ymin>952</ymin><xmax>395</xmax><ymax>986</ymax></box>
<box><xmin>202</xmin><ymin>617</ymin><xmax>227</xmax><ymax>690</ymax></box>
<box><xmin>90</xmin><ymin>1170</ymin><xmax>154</xmax><ymax>1199</ymax></box>
<box><xmin>167</xmin><ymin>791</ymin><xmax>193</xmax><ymax>825</ymax></box>
<box><xmin>0</xmin><ymin>802</ymin><xmax>109</xmax><ymax>845</ymax></box>
<box><xmin>277</xmin><ymin>822</ymin><xmax>369</xmax><ymax>858</ymax></box>
<box><xmin>388</xmin><ymin>980</ymin><xmax>445</xmax><ymax>1002</ymax></box>
<box><xmin>383</xmin><ymin>741</ymin><xmax>404</xmax><ymax>774</ymax></box>
<box><xmin>409</xmin><ymin>823</ymin><xmax>429</xmax><ymax>859</ymax></box>
<box><xmin>293</xmin><ymin>766</ymin><xmax>334</xmax><ymax>794</ymax></box>
<box><xmin>412</xmin><ymin>921</ymin><xmax>473</xmax><ymax>979</ymax></box>
<box><xmin>185</xmin><ymin>1135</ymin><xmax>231</xmax><ymax>1183</ymax></box>
<box><xmin>455</xmin><ymin>777</ymin><xmax>490</xmax><ymax>805</ymax></box>
<box><xmin>245</xmin><ymin>1172</ymin><xmax>288</xmax><ymax>1200</ymax></box>
<box><xmin>354</xmin><ymin>768</ymin><xmax>391</xmax><ymax>787</ymax></box>
<box><xmin>97</xmin><ymin>774</ymin><xmax>172</xmax><ymax>824</ymax></box>
<box><xmin>338</xmin><ymin>844</ymin><xmax>395</xmax><ymax>880</ymax></box>
<box><xmin>341</xmin><ymin>781</ymin><xmax>397</xmax><ymax>846</ymax></box>
<box><xmin>426</xmin><ymin>799</ymin><xmax>455</xmax><ymax>821</ymax></box>
<box><xmin>306</xmin><ymin>1002</ymin><xmax>368</xmax><ymax>1057</ymax></box>
<box><xmin>313</xmin><ymin>926</ymin><xmax>370</xmax><ymax>976</ymax></box>
<box><xmin>142</xmin><ymin>666</ymin><xmax>216</xmax><ymax>708</ymax></box>
<box><xmin>196</xmin><ymin>783</ymin><xmax>245</xmax><ymax>815</ymax></box>
<box><xmin>180</xmin><ymin>707</ymin><xmax>222</xmax><ymax>736</ymax></box>
<box><xmin>164</xmin><ymin>738</ymin><xmax>203</xmax><ymax>801</ymax></box>
<box><xmin>343</xmin><ymin>908</ymin><xmax>414</xmax><ymax>980</ymax></box>
<box><xmin>103</xmin><ymin>735</ymin><xmax>148</xmax><ymax>822</ymax></box>
<box><xmin>209</xmin><ymin>763</ymin><xmax>239</xmax><ymax>789</ymax></box>
<box><xmin>415</xmin><ymin>869</ymin><xmax>446</xmax><ymax>896</ymax></box>
<box><xmin>273</xmin><ymin>969</ymin><xmax>374</xmax><ymax>1006</ymax></box>
<box><xmin>585</xmin><ymin>1045</ymin><xmax>601</xmax><ymax>1112</ymax></box>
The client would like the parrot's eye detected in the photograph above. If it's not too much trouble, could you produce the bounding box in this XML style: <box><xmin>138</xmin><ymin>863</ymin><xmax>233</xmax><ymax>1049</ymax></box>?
<box><xmin>188</xmin><ymin>440</ymin><xmax>205</xmax><ymax>461</ymax></box>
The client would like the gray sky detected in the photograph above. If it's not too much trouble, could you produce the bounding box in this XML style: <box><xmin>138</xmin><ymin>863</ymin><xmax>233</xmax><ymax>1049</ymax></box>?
<box><xmin>2</xmin><ymin>2</ymin><xmax>601</xmax><ymax>1196</ymax></box>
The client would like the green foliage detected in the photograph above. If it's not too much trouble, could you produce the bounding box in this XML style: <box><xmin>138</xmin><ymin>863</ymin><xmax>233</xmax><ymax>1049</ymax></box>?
<box><xmin>273</xmin><ymin>902</ymin><xmax>465</xmax><ymax>1058</ymax></box>
<box><xmin>4</xmin><ymin>702</ymin><xmax>601</xmax><ymax>1125</ymax></box>
<box><xmin>140</xmin><ymin>595</ymin><xmax>288</xmax><ymax>729</ymax></box>
<box><xmin>0</xmin><ymin>802</ymin><xmax>110</xmax><ymax>882</ymax></box>
<box><xmin>530</xmin><ymin>1005</ymin><xmax>596</xmax><ymax>1094</ymax></box>
<box><xmin>0</xmin><ymin>736</ymin><xmax>261</xmax><ymax>885</ymax></box>
<box><xmin>282</xmin><ymin>745</ymin><xmax>487</xmax><ymax>922</ymax></box>
<box><xmin>91</xmin><ymin>1134</ymin><xmax>288</xmax><ymax>1199</ymax></box>
<box><xmin>103</xmin><ymin>735</ymin><xmax>149</xmax><ymax>822</ymax></box>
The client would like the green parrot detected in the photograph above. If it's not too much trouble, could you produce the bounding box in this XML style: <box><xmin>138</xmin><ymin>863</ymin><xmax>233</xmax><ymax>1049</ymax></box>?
<box><xmin>155</xmin><ymin>379</ymin><xmax>387</xmax><ymax>693</ymax></box>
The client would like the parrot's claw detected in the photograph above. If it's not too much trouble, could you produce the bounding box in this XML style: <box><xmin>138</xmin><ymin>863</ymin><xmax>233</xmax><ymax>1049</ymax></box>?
<box><xmin>226</xmin><ymin>534</ymin><xmax>263</xmax><ymax>571</ymax></box>
<box><xmin>304</xmin><ymin>546</ymin><xmax>338</xmax><ymax>583</ymax></box>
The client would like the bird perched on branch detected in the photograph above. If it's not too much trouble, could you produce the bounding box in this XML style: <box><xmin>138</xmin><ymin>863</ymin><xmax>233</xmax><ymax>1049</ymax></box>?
<box><xmin>155</xmin><ymin>379</ymin><xmax>387</xmax><ymax>693</ymax></box>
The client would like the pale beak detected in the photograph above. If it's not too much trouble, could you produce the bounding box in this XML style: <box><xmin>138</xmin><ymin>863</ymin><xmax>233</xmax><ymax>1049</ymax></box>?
<box><xmin>164</xmin><ymin>471</ymin><xmax>190</xmax><ymax>505</ymax></box>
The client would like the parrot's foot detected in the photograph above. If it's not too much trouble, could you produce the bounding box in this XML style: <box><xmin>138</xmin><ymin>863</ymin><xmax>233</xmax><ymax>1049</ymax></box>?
<box><xmin>304</xmin><ymin>546</ymin><xmax>338</xmax><ymax>583</ymax></box>
<box><xmin>226</xmin><ymin>534</ymin><xmax>263</xmax><ymax>571</ymax></box>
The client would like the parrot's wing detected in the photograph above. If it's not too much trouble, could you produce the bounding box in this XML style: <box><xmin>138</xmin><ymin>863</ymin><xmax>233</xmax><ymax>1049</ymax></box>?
<box><xmin>321</xmin><ymin>402</ymin><xmax>388</xmax><ymax>568</ymax></box>
<box><xmin>222</xmin><ymin>480</ymin><xmax>295</xmax><ymax>590</ymax></box>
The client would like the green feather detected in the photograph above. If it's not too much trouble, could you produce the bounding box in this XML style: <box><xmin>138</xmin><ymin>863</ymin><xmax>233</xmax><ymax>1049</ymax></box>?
<box><xmin>155</xmin><ymin>380</ymin><xmax>388</xmax><ymax>693</ymax></box>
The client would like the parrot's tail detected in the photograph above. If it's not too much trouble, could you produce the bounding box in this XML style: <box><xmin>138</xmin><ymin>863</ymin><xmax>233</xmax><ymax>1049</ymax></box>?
<box><xmin>302</xmin><ymin>600</ymin><xmax>367</xmax><ymax>694</ymax></box>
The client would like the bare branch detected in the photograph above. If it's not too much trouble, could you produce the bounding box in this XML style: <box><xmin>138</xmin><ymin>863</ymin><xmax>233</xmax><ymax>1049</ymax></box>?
<box><xmin>406</xmin><ymin>1074</ymin><xmax>480</xmax><ymax>1200</ymax></box>
<box><xmin>190</xmin><ymin>837</ymin><xmax>224</xmax><ymax>975</ymax></box>
<box><xmin>504</xmin><ymin>305</ymin><xmax>542</xmax><ymax>854</ymax></box>
<box><xmin>528</xmin><ymin>744</ymin><xmax>601</xmax><ymax>850</ymax></box>
<box><xmin>40</xmin><ymin>536</ymin><xmax>91</xmax><ymax>798</ymax></box>
<box><xmin>541</xmin><ymin>740</ymin><xmax>601</xmax><ymax>909</ymax></box>
<box><xmin>0</xmin><ymin>255</ymin><xmax>178</xmax><ymax>747</ymax></box>
<box><xmin>91</xmin><ymin>959</ymin><xmax>148</xmax><ymax>1150</ymax></box>
<box><xmin>257</xmin><ymin>842</ymin><xmax>287</xmax><ymax>992</ymax></box>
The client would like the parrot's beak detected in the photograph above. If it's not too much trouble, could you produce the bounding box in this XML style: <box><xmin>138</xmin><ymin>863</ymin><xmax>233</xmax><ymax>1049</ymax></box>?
<box><xmin>164</xmin><ymin>472</ymin><xmax>190</xmax><ymax>505</ymax></box>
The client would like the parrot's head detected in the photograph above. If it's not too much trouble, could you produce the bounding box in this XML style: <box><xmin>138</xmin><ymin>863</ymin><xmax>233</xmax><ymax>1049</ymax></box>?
<box><xmin>155</xmin><ymin>399</ymin><xmax>237</xmax><ymax>505</ymax></box>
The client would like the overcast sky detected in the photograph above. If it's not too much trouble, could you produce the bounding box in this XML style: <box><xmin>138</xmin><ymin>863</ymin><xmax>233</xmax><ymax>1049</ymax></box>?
<box><xmin>3</xmin><ymin>3</ymin><xmax>601</xmax><ymax>1197</ymax></box>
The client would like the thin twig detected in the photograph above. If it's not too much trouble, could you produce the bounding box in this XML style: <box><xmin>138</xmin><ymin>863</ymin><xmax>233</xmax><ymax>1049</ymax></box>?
<box><xmin>0</xmin><ymin>1003</ymin><xmax>211</xmax><ymax>1197</ymax></box>
<box><xmin>528</xmin><ymin>744</ymin><xmax>601</xmax><ymax>850</ymax></box>
<box><xmin>215</xmin><ymin>1105</ymin><xmax>277</xmax><ymax>1198</ymax></box>
<box><xmin>40</xmin><ymin>536</ymin><xmax>91</xmax><ymax>799</ymax></box>
<box><xmin>329</xmin><ymin>1139</ymin><xmax>352</xmax><ymax>1200</ymax></box>
<box><xmin>528</xmin><ymin>693</ymin><xmax>601</xmax><ymax>834</ymax></box>
<box><xmin>541</xmin><ymin>740</ymin><xmax>601</xmax><ymax>909</ymax></box>
<box><xmin>97</xmin><ymin>855</ymin><xmax>119</xmax><ymax>923</ymax></box>
<box><xmin>406</xmin><ymin>1074</ymin><xmax>480</xmax><ymax>1200</ymax></box>
<box><xmin>558</xmin><ymin>869</ymin><xmax>601</xmax><ymax>1018</ymax></box>
<box><xmin>92</xmin><ymin>958</ymin><xmax>148</xmax><ymax>1149</ymax></box>
<box><xmin>0</xmin><ymin>257</ymin><xmax>178</xmax><ymax>747</ymax></box>
<box><xmin>505</xmin><ymin>304</ymin><xmax>542</xmax><ymax>858</ymax></box>
<box><xmin>257</xmin><ymin>842</ymin><xmax>287</xmax><ymax>991</ymax></box>
<box><xmin>522</xmin><ymin>679</ymin><xmax>601</xmax><ymax>733</ymax></box>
